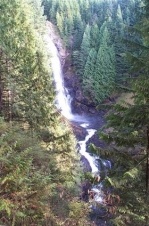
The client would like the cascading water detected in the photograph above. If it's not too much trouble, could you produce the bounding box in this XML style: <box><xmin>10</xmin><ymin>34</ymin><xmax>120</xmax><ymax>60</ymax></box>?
<box><xmin>45</xmin><ymin>36</ymin><xmax>72</xmax><ymax>120</ymax></box>
<box><xmin>45</xmin><ymin>34</ymin><xmax>111</xmax><ymax>221</ymax></box>
<box><xmin>78</xmin><ymin>127</ymin><xmax>98</xmax><ymax>173</ymax></box>
<box><xmin>45</xmin><ymin>34</ymin><xmax>99</xmax><ymax>174</ymax></box>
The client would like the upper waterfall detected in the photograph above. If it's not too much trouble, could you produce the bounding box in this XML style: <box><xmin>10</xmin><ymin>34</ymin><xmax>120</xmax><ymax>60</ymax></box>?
<box><xmin>45</xmin><ymin>36</ymin><xmax>73</xmax><ymax>119</ymax></box>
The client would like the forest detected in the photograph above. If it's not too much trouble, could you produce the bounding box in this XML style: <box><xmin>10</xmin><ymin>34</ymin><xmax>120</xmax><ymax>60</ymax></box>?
<box><xmin>0</xmin><ymin>0</ymin><xmax>149</xmax><ymax>225</ymax></box>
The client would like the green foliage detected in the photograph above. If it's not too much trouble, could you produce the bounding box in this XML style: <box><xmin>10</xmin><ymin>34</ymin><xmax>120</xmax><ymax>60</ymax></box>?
<box><xmin>81</xmin><ymin>25</ymin><xmax>116</xmax><ymax>104</ymax></box>
<box><xmin>0</xmin><ymin>0</ymin><xmax>55</xmax><ymax>128</ymax></box>
<box><xmin>91</xmin><ymin>137</ymin><xmax>148</xmax><ymax>225</ymax></box>
<box><xmin>0</xmin><ymin>117</ymin><xmax>86</xmax><ymax>225</ymax></box>
<box><xmin>0</xmin><ymin>119</ymin><xmax>52</xmax><ymax>225</ymax></box>
<box><xmin>42</xmin><ymin>0</ymin><xmax>141</xmax><ymax>103</ymax></box>
<box><xmin>0</xmin><ymin>0</ymin><xmax>90</xmax><ymax>225</ymax></box>
<box><xmin>93</xmin><ymin>27</ymin><xmax>116</xmax><ymax>103</ymax></box>
<box><xmin>90</xmin><ymin>23</ymin><xmax>100</xmax><ymax>50</ymax></box>
<box><xmin>93</xmin><ymin>2</ymin><xmax>149</xmax><ymax>223</ymax></box>
<box><xmin>82</xmin><ymin>48</ymin><xmax>97</xmax><ymax>100</ymax></box>
<box><xmin>68</xmin><ymin>200</ymin><xmax>90</xmax><ymax>226</ymax></box>
<box><xmin>2</xmin><ymin>0</ymin><xmax>145</xmax><ymax>224</ymax></box>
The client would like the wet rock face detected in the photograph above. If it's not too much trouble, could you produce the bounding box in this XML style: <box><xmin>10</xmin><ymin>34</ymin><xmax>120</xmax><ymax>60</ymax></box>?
<box><xmin>46</xmin><ymin>21</ymin><xmax>69</xmax><ymax>67</ymax></box>
<box><xmin>62</xmin><ymin>54</ymin><xmax>98</xmax><ymax>115</ymax></box>
<box><xmin>71</xmin><ymin>122</ymin><xmax>87</xmax><ymax>140</ymax></box>
<box><xmin>80</xmin><ymin>155</ymin><xmax>92</xmax><ymax>172</ymax></box>
<box><xmin>75</xmin><ymin>90</ymin><xmax>82</xmax><ymax>102</ymax></box>
<box><xmin>87</xmin><ymin>131</ymin><xmax>106</xmax><ymax>149</ymax></box>
<box><xmin>80</xmin><ymin>180</ymin><xmax>92</xmax><ymax>202</ymax></box>
<box><xmin>47</xmin><ymin>22</ymin><xmax>97</xmax><ymax>115</ymax></box>
<box><xmin>64</xmin><ymin>71</ymin><xmax>97</xmax><ymax>115</ymax></box>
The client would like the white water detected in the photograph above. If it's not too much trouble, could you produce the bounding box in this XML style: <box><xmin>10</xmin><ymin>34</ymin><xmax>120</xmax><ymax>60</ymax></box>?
<box><xmin>45</xmin><ymin>36</ymin><xmax>73</xmax><ymax>119</ymax></box>
<box><xmin>45</xmin><ymin>33</ymin><xmax>113</xmax><ymax>226</ymax></box>
<box><xmin>78</xmin><ymin>128</ymin><xmax>98</xmax><ymax>174</ymax></box>
<box><xmin>45</xmin><ymin>35</ymin><xmax>113</xmax><ymax>214</ymax></box>
<box><xmin>45</xmin><ymin>34</ymin><xmax>99</xmax><ymax>173</ymax></box>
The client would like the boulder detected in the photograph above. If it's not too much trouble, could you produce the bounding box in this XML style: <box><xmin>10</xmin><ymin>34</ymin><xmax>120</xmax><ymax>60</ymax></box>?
<box><xmin>80</xmin><ymin>155</ymin><xmax>92</xmax><ymax>172</ymax></box>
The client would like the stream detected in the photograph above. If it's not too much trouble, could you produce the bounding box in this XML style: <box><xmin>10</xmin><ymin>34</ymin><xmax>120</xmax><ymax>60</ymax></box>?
<box><xmin>45</xmin><ymin>33</ymin><xmax>111</xmax><ymax>225</ymax></box>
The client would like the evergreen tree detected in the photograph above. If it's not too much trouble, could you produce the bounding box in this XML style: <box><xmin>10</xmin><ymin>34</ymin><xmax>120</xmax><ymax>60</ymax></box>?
<box><xmin>94</xmin><ymin>1</ymin><xmax>149</xmax><ymax>224</ymax></box>
<box><xmin>94</xmin><ymin>26</ymin><xmax>116</xmax><ymax>103</ymax></box>
<box><xmin>78</xmin><ymin>0</ymin><xmax>90</xmax><ymax>23</ymax></box>
<box><xmin>90</xmin><ymin>23</ymin><xmax>100</xmax><ymax>51</ymax></box>
<box><xmin>0</xmin><ymin>0</ymin><xmax>90</xmax><ymax>225</ymax></box>
<box><xmin>83</xmin><ymin>48</ymin><xmax>97</xmax><ymax>100</ymax></box>
<box><xmin>80</xmin><ymin>24</ymin><xmax>91</xmax><ymax>62</ymax></box>
<box><xmin>77</xmin><ymin>24</ymin><xmax>91</xmax><ymax>78</ymax></box>
<box><xmin>72</xmin><ymin>13</ymin><xmax>84</xmax><ymax>50</ymax></box>
<box><xmin>42</xmin><ymin>0</ymin><xmax>141</xmax><ymax>99</ymax></box>
<box><xmin>56</xmin><ymin>11</ymin><xmax>64</xmax><ymax>35</ymax></box>
<box><xmin>117</xmin><ymin>4</ymin><xmax>123</xmax><ymax>22</ymax></box>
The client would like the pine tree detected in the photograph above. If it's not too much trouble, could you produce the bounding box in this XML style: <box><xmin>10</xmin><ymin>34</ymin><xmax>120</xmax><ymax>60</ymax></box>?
<box><xmin>90</xmin><ymin>23</ymin><xmax>100</xmax><ymax>51</ymax></box>
<box><xmin>72</xmin><ymin>12</ymin><xmax>84</xmax><ymax>50</ymax></box>
<box><xmin>0</xmin><ymin>1</ymin><xmax>90</xmax><ymax>225</ymax></box>
<box><xmin>94</xmin><ymin>26</ymin><xmax>116</xmax><ymax>103</ymax></box>
<box><xmin>80</xmin><ymin>24</ymin><xmax>91</xmax><ymax>63</ymax></box>
<box><xmin>77</xmin><ymin>24</ymin><xmax>91</xmax><ymax>78</ymax></box>
<box><xmin>117</xmin><ymin>4</ymin><xmax>123</xmax><ymax>22</ymax></box>
<box><xmin>82</xmin><ymin>48</ymin><xmax>97</xmax><ymax>100</ymax></box>
<box><xmin>56</xmin><ymin>11</ymin><xmax>64</xmax><ymax>35</ymax></box>
<box><xmin>94</xmin><ymin>1</ymin><xmax>149</xmax><ymax>224</ymax></box>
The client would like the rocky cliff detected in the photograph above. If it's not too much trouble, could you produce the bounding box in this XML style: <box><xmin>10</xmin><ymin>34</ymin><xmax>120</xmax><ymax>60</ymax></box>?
<box><xmin>46</xmin><ymin>21</ymin><xmax>99</xmax><ymax>115</ymax></box>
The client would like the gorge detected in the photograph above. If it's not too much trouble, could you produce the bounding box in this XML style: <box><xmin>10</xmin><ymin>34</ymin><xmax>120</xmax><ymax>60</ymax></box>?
<box><xmin>45</xmin><ymin>25</ymin><xmax>111</xmax><ymax>225</ymax></box>
<box><xmin>1</xmin><ymin>0</ymin><xmax>148</xmax><ymax>224</ymax></box>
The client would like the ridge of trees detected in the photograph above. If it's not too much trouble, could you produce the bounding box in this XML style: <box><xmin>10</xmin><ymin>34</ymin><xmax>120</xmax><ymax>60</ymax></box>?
<box><xmin>0</xmin><ymin>0</ymin><xmax>91</xmax><ymax>225</ymax></box>
<box><xmin>43</xmin><ymin>0</ymin><xmax>142</xmax><ymax>104</ymax></box>
<box><xmin>1</xmin><ymin>0</ymin><xmax>148</xmax><ymax>225</ymax></box>
<box><xmin>89</xmin><ymin>0</ymin><xmax>149</xmax><ymax>225</ymax></box>
<box><xmin>42</xmin><ymin>1</ymin><xmax>149</xmax><ymax>224</ymax></box>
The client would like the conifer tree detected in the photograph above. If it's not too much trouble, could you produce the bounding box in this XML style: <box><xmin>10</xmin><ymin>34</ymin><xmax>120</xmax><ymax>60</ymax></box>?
<box><xmin>80</xmin><ymin>24</ymin><xmax>91</xmax><ymax>62</ymax></box>
<box><xmin>72</xmin><ymin>11</ymin><xmax>84</xmax><ymax>50</ymax></box>
<box><xmin>94</xmin><ymin>26</ymin><xmax>116</xmax><ymax>103</ymax></box>
<box><xmin>117</xmin><ymin>4</ymin><xmax>123</xmax><ymax>22</ymax></box>
<box><xmin>94</xmin><ymin>1</ymin><xmax>149</xmax><ymax>224</ymax></box>
<box><xmin>83</xmin><ymin>48</ymin><xmax>97</xmax><ymax>100</ymax></box>
<box><xmin>77</xmin><ymin>24</ymin><xmax>91</xmax><ymax>77</ymax></box>
<box><xmin>0</xmin><ymin>1</ymin><xmax>89</xmax><ymax>225</ymax></box>
<box><xmin>90</xmin><ymin>23</ymin><xmax>100</xmax><ymax>51</ymax></box>
<box><xmin>56</xmin><ymin>12</ymin><xmax>64</xmax><ymax>35</ymax></box>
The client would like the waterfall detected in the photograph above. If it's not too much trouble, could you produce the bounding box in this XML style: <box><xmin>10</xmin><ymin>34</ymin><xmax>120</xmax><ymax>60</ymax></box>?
<box><xmin>45</xmin><ymin>35</ymin><xmax>91</xmax><ymax>126</ymax></box>
<box><xmin>45</xmin><ymin>36</ymin><xmax>72</xmax><ymax>119</ymax></box>
<box><xmin>45</xmin><ymin>34</ymin><xmax>111</xmax><ymax>211</ymax></box>
<box><xmin>45</xmin><ymin>34</ymin><xmax>99</xmax><ymax>174</ymax></box>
